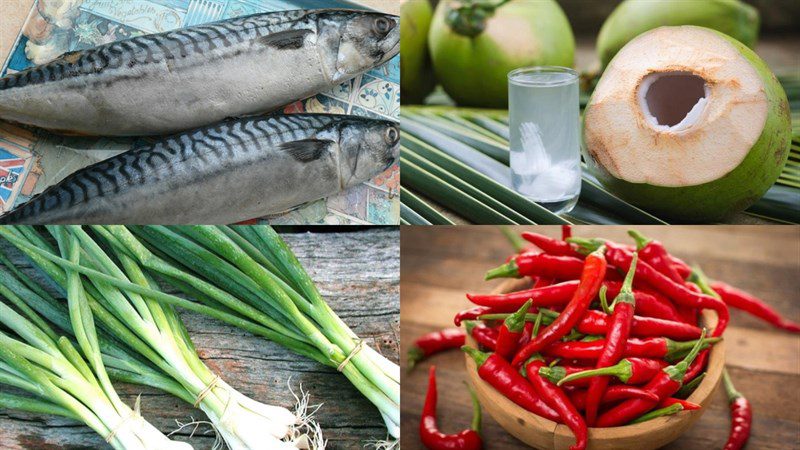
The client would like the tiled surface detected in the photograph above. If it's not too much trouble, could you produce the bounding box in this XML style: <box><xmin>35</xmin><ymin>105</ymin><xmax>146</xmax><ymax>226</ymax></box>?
<box><xmin>0</xmin><ymin>0</ymin><xmax>400</xmax><ymax>224</ymax></box>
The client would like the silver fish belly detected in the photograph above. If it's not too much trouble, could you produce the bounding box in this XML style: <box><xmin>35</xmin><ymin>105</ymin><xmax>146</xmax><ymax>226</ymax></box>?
<box><xmin>0</xmin><ymin>9</ymin><xmax>399</xmax><ymax>136</ymax></box>
<box><xmin>0</xmin><ymin>114</ymin><xmax>400</xmax><ymax>224</ymax></box>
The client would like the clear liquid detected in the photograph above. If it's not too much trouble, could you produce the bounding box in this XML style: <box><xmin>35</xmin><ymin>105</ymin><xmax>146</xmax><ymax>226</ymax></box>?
<box><xmin>509</xmin><ymin>71</ymin><xmax>581</xmax><ymax>214</ymax></box>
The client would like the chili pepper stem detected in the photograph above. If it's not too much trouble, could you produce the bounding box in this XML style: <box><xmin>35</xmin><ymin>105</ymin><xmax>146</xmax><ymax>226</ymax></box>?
<box><xmin>722</xmin><ymin>369</ymin><xmax>743</xmax><ymax>402</ymax></box>
<box><xmin>499</xmin><ymin>227</ymin><xmax>528</xmax><ymax>252</ymax></box>
<box><xmin>407</xmin><ymin>347</ymin><xmax>424</xmax><ymax>372</ymax></box>
<box><xmin>629</xmin><ymin>403</ymin><xmax>684</xmax><ymax>424</ymax></box>
<box><xmin>556</xmin><ymin>359</ymin><xmax>632</xmax><ymax>386</ymax></box>
<box><xmin>665</xmin><ymin>329</ymin><xmax>708</xmax><ymax>381</ymax></box>
<box><xmin>566</xmin><ymin>237</ymin><xmax>606</xmax><ymax>255</ymax></box>
<box><xmin>665</xmin><ymin>337</ymin><xmax>721</xmax><ymax>362</ymax></box>
<box><xmin>462</xmin><ymin>346</ymin><xmax>488</xmax><ymax>366</ymax></box>
<box><xmin>676</xmin><ymin>373</ymin><xmax>706</xmax><ymax>399</ymax></box>
<box><xmin>463</xmin><ymin>381</ymin><xmax>483</xmax><ymax>433</ymax></box>
<box><xmin>627</xmin><ymin>230</ymin><xmax>652</xmax><ymax>250</ymax></box>
<box><xmin>485</xmin><ymin>260</ymin><xmax>519</xmax><ymax>280</ymax></box>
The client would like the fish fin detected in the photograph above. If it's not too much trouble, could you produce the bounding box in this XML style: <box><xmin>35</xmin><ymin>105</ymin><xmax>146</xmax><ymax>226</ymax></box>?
<box><xmin>54</xmin><ymin>50</ymin><xmax>84</xmax><ymax>65</ymax></box>
<box><xmin>258</xmin><ymin>29</ymin><xmax>312</xmax><ymax>50</ymax></box>
<box><xmin>279</xmin><ymin>139</ymin><xmax>332</xmax><ymax>162</ymax></box>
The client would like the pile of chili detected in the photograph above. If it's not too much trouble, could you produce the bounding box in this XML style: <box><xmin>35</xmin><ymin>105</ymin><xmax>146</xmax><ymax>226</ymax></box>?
<box><xmin>420</xmin><ymin>366</ymin><xmax>483</xmax><ymax>450</ymax></box>
<box><xmin>438</xmin><ymin>228</ymin><xmax>783</xmax><ymax>447</ymax></box>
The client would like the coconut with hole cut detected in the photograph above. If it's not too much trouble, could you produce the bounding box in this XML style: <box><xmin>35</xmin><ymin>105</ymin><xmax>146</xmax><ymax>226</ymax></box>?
<box><xmin>583</xmin><ymin>26</ymin><xmax>791</xmax><ymax>223</ymax></box>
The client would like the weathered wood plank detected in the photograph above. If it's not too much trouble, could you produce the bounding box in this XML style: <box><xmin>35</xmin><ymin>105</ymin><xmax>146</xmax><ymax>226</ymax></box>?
<box><xmin>0</xmin><ymin>227</ymin><xmax>399</xmax><ymax>449</ymax></box>
<box><xmin>400</xmin><ymin>226</ymin><xmax>800</xmax><ymax>450</ymax></box>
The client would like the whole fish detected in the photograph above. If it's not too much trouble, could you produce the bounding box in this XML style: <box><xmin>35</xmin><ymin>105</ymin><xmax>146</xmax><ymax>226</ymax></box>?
<box><xmin>0</xmin><ymin>114</ymin><xmax>399</xmax><ymax>224</ymax></box>
<box><xmin>0</xmin><ymin>9</ymin><xmax>399</xmax><ymax>136</ymax></box>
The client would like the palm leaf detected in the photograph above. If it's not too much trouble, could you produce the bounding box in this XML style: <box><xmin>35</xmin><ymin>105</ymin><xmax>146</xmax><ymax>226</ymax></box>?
<box><xmin>400</xmin><ymin>188</ymin><xmax>455</xmax><ymax>225</ymax></box>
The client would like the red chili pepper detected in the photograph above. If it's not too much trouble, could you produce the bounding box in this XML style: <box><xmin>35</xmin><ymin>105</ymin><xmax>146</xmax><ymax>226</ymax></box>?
<box><xmin>518</xmin><ymin>321</ymin><xmax>534</xmax><ymax>348</ymax></box>
<box><xmin>554</xmin><ymin>357</ymin><xmax>668</xmax><ymax>386</ymax></box>
<box><xmin>525</xmin><ymin>358</ymin><xmax>587</xmax><ymax>450</ymax></box>
<box><xmin>628</xmin><ymin>230</ymin><xmax>684</xmax><ymax>283</ymax></box>
<box><xmin>722</xmin><ymin>369</ymin><xmax>751</xmax><ymax>450</ymax></box>
<box><xmin>601</xmin><ymin>242</ymin><xmax>728</xmax><ymax>337</ymax></box>
<box><xmin>512</xmin><ymin>247</ymin><xmax>607</xmax><ymax>366</ymax></box>
<box><xmin>408</xmin><ymin>328</ymin><xmax>466</xmax><ymax>370</ymax></box>
<box><xmin>659</xmin><ymin>397</ymin><xmax>700</xmax><ymax>411</ymax></box>
<box><xmin>420</xmin><ymin>366</ymin><xmax>483</xmax><ymax>450</ymax></box>
<box><xmin>572</xmin><ymin>309</ymin><xmax>702</xmax><ymax>341</ymax></box>
<box><xmin>578</xmin><ymin>255</ymin><xmax>637</xmax><ymax>425</ymax></box>
<box><xmin>595</xmin><ymin>329</ymin><xmax>709</xmax><ymax>427</ymax></box>
<box><xmin>454</xmin><ymin>307</ymin><xmax>493</xmax><ymax>326</ymax></box>
<box><xmin>521</xmin><ymin>232</ymin><xmax>581</xmax><ymax>257</ymax></box>
<box><xmin>711</xmin><ymin>281</ymin><xmax>800</xmax><ymax>333</ymax></box>
<box><xmin>543</xmin><ymin>336</ymin><xmax>720</xmax><ymax>362</ymax></box>
<box><xmin>562</xmin><ymin>225</ymin><xmax>573</xmax><ymax>241</ymax></box>
<box><xmin>570</xmin><ymin>385</ymin><xmax>660</xmax><ymax>410</ymax></box>
<box><xmin>464</xmin><ymin>321</ymin><xmax>498</xmax><ymax>351</ymax></box>
<box><xmin>485</xmin><ymin>253</ymin><xmax>586</xmax><ymax>281</ymax></box>
<box><xmin>684</xmin><ymin>349</ymin><xmax>708</xmax><ymax>383</ymax></box>
<box><xmin>603</xmin><ymin>281</ymin><xmax>683</xmax><ymax>323</ymax></box>
<box><xmin>466</xmin><ymin>281</ymin><xmax>579</xmax><ymax>312</ymax></box>
<box><xmin>462</xmin><ymin>346</ymin><xmax>560</xmax><ymax>422</ymax></box>
<box><xmin>670</xmin><ymin>255</ymin><xmax>692</xmax><ymax>279</ymax></box>
<box><xmin>495</xmin><ymin>300</ymin><xmax>532</xmax><ymax>360</ymax></box>
<box><xmin>532</xmin><ymin>277</ymin><xmax>554</xmax><ymax>288</ymax></box>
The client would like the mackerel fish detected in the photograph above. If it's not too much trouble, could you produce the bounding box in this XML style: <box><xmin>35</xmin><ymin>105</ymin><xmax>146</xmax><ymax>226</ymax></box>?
<box><xmin>0</xmin><ymin>9</ymin><xmax>399</xmax><ymax>136</ymax></box>
<box><xmin>0</xmin><ymin>114</ymin><xmax>399</xmax><ymax>224</ymax></box>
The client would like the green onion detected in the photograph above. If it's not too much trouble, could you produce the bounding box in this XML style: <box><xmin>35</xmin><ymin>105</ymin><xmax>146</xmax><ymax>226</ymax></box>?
<box><xmin>0</xmin><ymin>226</ymin><xmax>318</xmax><ymax>449</ymax></box>
<box><xmin>0</xmin><ymin>265</ymin><xmax>191</xmax><ymax>449</ymax></box>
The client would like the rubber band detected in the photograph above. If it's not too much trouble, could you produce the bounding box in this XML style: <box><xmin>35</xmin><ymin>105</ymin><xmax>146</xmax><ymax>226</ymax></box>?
<box><xmin>194</xmin><ymin>375</ymin><xmax>221</xmax><ymax>408</ymax></box>
<box><xmin>105</xmin><ymin>409</ymin><xmax>141</xmax><ymax>443</ymax></box>
<box><xmin>337</xmin><ymin>340</ymin><xmax>365</xmax><ymax>372</ymax></box>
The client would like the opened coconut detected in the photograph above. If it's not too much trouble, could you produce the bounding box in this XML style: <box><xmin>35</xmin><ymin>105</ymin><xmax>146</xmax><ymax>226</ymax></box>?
<box><xmin>583</xmin><ymin>26</ymin><xmax>791</xmax><ymax>222</ymax></box>
<box><xmin>597</xmin><ymin>0</ymin><xmax>760</xmax><ymax>69</ymax></box>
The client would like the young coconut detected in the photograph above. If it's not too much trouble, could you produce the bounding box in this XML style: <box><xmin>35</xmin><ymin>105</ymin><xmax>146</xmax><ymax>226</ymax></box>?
<box><xmin>583</xmin><ymin>26</ymin><xmax>791</xmax><ymax>223</ymax></box>
<box><xmin>596</xmin><ymin>0</ymin><xmax>760</xmax><ymax>69</ymax></box>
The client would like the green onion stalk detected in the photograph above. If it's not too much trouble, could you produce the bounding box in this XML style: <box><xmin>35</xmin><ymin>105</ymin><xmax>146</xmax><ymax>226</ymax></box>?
<box><xmin>0</xmin><ymin>242</ymin><xmax>191</xmax><ymax>449</ymax></box>
<box><xmin>0</xmin><ymin>226</ymin><xmax>319</xmax><ymax>450</ymax></box>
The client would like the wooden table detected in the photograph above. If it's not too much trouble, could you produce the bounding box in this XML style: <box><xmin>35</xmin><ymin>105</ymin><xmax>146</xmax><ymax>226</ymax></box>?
<box><xmin>400</xmin><ymin>226</ymin><xmax>800</xmax><ymax>449</ymax></box>
<box><xmin>0</xmin><ymin>228</ymin><xmax>400</xmax><ymax>449</ymax></box>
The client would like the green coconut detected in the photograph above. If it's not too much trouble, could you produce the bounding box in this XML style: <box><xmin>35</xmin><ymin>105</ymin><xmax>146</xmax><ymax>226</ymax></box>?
<box><xmin>597</xmin><ymin>0</ymin><xmax>760</xmax><ymax>69</ymax></box>
<box><xmin>583</xmin><ymin>26</ymin><xmax>791</xmax><ymax>223</ymax></box>
<box><xmin>401</xmin><ymin>0</ymin><xmax>436</xmax><ymax>104</ymax></box>
<box><xmin>428</xmin><ymin>0</ymin><xmax>574</xmax><ymax>108</ymax></box>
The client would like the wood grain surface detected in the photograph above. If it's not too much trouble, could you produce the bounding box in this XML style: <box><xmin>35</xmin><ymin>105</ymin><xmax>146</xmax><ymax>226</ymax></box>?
<box><xmin>0</xmin><ymin>227</ymin><xmax>400</xmax><ymax>449</ymax></box>
<box><xmin>400</xmin><ymin>226</ymin><xmax>800</xmax><ymax>450</ymax></box>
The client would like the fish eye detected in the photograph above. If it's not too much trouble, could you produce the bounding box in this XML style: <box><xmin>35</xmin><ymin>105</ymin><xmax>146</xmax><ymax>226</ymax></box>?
<box><xmin>385</xmin><ymin>126</ymin><xmax>399</xmax><ymax>145</ymax></box>
<box><xmin>373</xmin><ymin>17</ymin><xmax>394</xmax><ymax>36</ymax></box>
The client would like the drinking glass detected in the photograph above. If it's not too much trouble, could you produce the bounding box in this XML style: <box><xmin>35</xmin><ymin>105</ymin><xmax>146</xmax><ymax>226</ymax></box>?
<box><xmin>508</xmin><ymin>66</ymin><xmax>581</xmax><ymax>214</ymax></box>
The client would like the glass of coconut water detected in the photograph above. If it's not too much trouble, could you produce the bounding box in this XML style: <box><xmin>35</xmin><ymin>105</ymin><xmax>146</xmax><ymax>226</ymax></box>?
<box><xmin>508</xmin><ymin>66</ymin><xmax>581</xmax><ymax>214</ymax></box>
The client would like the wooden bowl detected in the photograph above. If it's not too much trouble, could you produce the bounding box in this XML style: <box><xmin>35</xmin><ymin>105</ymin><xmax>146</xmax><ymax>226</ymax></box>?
<box><xmin>464</xmin><ymin>277</ymin><xmax>725</xmax><ymax>450</ymax></box>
